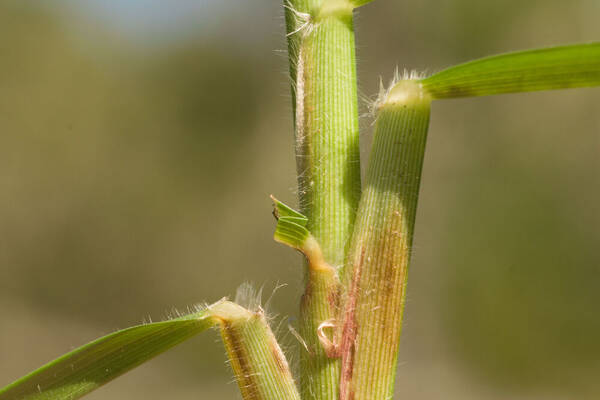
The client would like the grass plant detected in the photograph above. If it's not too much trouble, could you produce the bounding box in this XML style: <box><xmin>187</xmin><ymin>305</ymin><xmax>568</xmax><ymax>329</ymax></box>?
<box><xmin>1</xmin><ymin>2</ymin><xmax>599</xmax><ymax>400</ymax></box>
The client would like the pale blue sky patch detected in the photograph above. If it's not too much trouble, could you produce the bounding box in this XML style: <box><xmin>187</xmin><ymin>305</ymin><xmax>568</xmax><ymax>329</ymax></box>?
<box><xmin>54</xmin><ymin>0</ymin><xmax>277</xmax><ymax>47</ymax></box>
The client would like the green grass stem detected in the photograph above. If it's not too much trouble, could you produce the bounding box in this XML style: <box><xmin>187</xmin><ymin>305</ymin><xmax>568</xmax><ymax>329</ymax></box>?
<box><xmin>284</xmin><ymin>1</ymin><xmax>362</xmax><ymax>398</ymax></box>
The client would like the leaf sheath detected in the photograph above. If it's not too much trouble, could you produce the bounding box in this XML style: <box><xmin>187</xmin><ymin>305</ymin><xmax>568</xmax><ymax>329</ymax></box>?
<box><xmin>339</xmin><ymin>80</ymin><xmax>431</xmax><ymax>400</ymax></box>
<box><xmin>212</xmin><ymin>301</ymin><xmax>301</xmax><ymax>400</ymax></box>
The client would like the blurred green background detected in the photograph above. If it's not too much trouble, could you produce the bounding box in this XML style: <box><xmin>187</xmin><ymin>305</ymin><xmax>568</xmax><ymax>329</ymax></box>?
<box><xmin>0</xmin><ymin>1</ymin><xmax>598</xmax><ymax>398</ymax></box>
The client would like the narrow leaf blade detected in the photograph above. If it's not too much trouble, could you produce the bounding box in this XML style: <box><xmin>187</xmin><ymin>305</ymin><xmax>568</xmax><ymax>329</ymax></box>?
<box><xmin>422</xmin><ymin>42</ymin><xmax>600</xmax><ymax>99</ymax></box>
<box><xmin>0</xmin><ymin>310</ymin><xmax>214</xmax><ymax>400</ymax></box>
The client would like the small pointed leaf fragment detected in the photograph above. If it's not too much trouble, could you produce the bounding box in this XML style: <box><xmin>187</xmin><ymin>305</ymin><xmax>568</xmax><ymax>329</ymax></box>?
<box><xmin>271</xmin><ymin>195</ymin><xmax>308</xmax><ymax>224</ymax></box>
<box><xmin>271</xmin><ymin>196</ymin><xmax>311</xmax><ymax>250</ymax></box>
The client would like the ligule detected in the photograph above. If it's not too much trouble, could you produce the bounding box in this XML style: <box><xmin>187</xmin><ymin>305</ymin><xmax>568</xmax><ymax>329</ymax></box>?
<box><xmin>209</xmin><ymin>301</ymin><xmax>301</xmax><ymax>400</ymax></box>
<box><xmin>339</xmin><ymin>79</ymin><xmax>432</xmax><ymax>400</ymax></box>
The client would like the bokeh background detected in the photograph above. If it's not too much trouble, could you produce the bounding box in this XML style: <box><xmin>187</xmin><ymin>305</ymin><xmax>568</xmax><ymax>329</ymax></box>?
<box><xmin>1</xmin><ymin>1</ymin><xmax>599</xmax><ymax>399</ymax></box>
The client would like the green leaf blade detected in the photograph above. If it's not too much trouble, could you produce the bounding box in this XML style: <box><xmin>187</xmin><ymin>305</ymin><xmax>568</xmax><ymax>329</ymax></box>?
<box><xmin>422</xmin><ymin>42</ymin><xmax>600</xmax><ymax>99</ymax></box>
<box><xmin>0</xmin><ymin>311</ymin><xmax>215</xmax><ymax>400</ymax></box>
